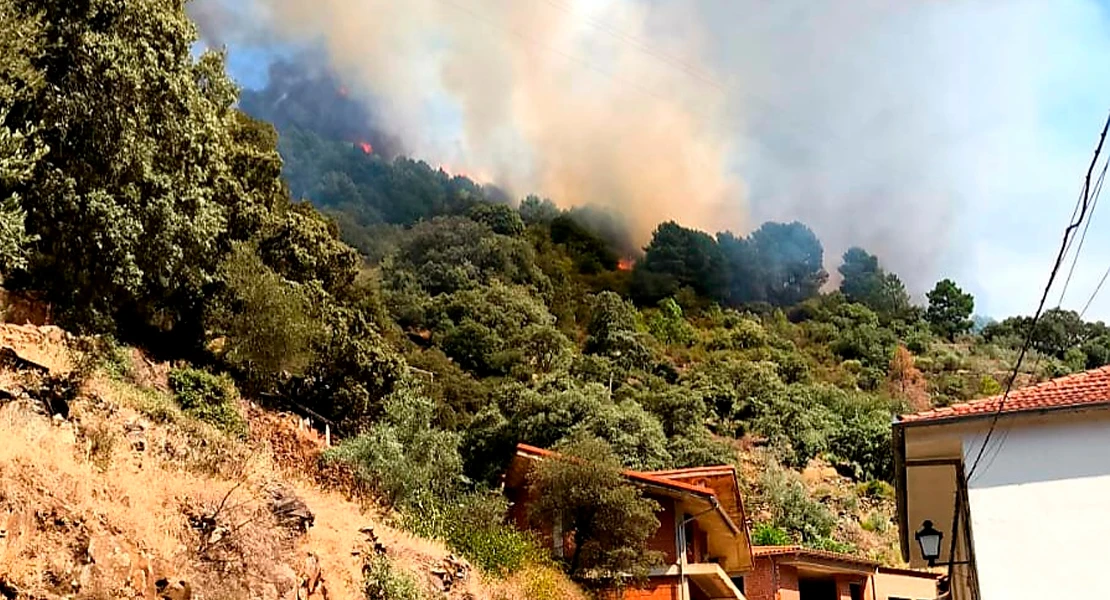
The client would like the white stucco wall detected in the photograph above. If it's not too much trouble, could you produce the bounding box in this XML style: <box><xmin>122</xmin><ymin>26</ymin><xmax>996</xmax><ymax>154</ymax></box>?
<box><xmin>963</xmin><ymin>413</ymin><xmax>1110</xmax><ymax>600</ymax></box>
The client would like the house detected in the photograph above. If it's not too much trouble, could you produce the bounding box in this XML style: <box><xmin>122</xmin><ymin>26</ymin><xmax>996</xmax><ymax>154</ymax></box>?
<box><xmin>745</xmin><ymin>546</ymin><xmax>940</xmax><ymax>600</ymax></box>
<box><xmin>893</xmin><ymin>365</ymin><xmax>1110</xmax><ymax>599</ymax></box>
<box><xmin>505</xmin><ymin>444</ymin><xmax>940</xmax><ymax>600</ymax></box>
<box><xmin>504</xmin><ymin>443</ymin><xmax>754</xmax><ymax>600</ymax></box>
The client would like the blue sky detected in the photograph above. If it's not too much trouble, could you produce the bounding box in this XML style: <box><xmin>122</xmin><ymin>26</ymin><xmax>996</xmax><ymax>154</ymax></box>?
<box><xmin>211</xmin><ymin>0</ymin><xmax>1110</xmax><ymax>322</ymax></box>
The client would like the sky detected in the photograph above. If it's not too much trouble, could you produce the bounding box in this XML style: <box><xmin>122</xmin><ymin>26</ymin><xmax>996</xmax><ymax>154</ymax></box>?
<box><xmin>201</xmin><ymin>0</ymin><xmax>1110</xmax><ymax>322</ymax></box>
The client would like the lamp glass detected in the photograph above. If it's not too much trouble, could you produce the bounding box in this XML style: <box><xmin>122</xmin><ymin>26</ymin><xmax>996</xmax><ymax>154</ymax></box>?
<box><xmin>915</xmin><ymin>520</ymin><xmax>943</xmax><ymax>562</ymax></box>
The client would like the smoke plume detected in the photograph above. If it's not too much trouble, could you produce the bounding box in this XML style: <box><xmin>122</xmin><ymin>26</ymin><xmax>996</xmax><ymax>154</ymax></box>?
<box><xmin>191</xmin><ymin>0</ymin><xmax>1110</xmax><ymax>301</ymax></box>
<box><xmin>191</xmin><ymin>0</ymin><xmax>743</xmax><ymax>243</ymax></box>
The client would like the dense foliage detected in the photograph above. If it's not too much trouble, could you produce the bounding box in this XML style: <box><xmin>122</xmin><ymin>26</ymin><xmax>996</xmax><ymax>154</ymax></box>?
<box><xmin>4</xmin><ymin>0</ymin><xmax>1108</xmax><ymax>574</ymax></box>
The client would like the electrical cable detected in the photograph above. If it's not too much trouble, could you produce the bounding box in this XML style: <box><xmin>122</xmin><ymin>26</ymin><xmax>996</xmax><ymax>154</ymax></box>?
<box><xmin>965</xmin><ymin>111</ymin><xmax>1110</xmax><ymax>482</ymax></box>
<box><xmin>1057</xmin><ymin>154</ymin><xmax>1110</xmax><ymax>306</ymax></box>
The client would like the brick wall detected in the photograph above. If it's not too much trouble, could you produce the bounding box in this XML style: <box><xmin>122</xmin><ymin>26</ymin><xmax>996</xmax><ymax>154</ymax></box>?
<box><xmin>778</xmin><ymin>564</ymin><xmax>800</xmax><ymax>600</ymax></box>
<box><xmin>743</xmin><ymin>557</ymin><xmax>803</xmax><ymax>600</ymax></box>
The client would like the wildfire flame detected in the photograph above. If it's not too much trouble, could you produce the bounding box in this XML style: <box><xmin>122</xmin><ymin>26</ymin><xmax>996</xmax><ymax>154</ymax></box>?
<box><xmin>617</xmin><ymin>258</ymin><xmax>634</xmax><ymax>272</ymax></box>
<box><xmin>358</xmin><ymin>142</ymin><xmax>373</xmax><ymax>155</ymax></box>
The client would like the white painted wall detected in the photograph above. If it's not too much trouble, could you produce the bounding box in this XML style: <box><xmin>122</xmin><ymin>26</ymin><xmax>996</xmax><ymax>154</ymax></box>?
<box><xmin>963</xmin><ymin>413</ymin><xmax>1110</xmax><ymax>600</ymax></box>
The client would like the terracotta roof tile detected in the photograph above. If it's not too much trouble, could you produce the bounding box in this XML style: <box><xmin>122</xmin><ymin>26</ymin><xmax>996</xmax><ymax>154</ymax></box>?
<box><xmin>514</xmin><ymin>443</ymin><xmax>716</xmax><ymax>496</ymax></box>
<box><xmin>752</xmin><ymin>545</ymin><xmax>880</xmax><ymax>568</ymax></box>
<box><xmin>900</xmin><ymin>364</ymin><xmax>1110</xmax><ymax>423</ymax></box>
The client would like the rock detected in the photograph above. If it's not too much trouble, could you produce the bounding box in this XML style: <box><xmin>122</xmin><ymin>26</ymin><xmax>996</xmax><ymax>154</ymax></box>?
<box><xmin>430</xmin><ymin>554</ymin><xmax>470</xmax><ymax>592</ymax></box>
<box><xmin>86</xmin><ymin>534</ymin><xmax>133</xmax><ymax>580</ymax></box>
<box><xmin>298</xmin><ymin>553</ymin><xmax>327</xmax><ymax>600</ymax></box>
<box><xmin>155</xmin><ymin>579</ymin><xmax>192</xmax><ymax>600</ymax></box>
<box><xmin>269</xmin><ymin>487</ymin><xmax>314</xmax><ymax>533</ymax></box>
<box><xmin>0</xmin><ymin>577</ymin><xmax>19</xmax><ymax>600</ymax></box>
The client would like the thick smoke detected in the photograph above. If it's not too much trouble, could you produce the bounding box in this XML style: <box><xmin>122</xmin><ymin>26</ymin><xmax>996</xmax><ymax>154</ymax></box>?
<box><xmin>191</xmin><ymin>0</ymin><xmax>1110</xmax><ymax>301</ymax></box>
<box><xmin>238</xmin><ymin>56</ymin><xmax>405</xmax><ymax>159</ymax></box>
<box><xmin>191</xmin><ymin>0</ymin><xmax>743</xmax><ymax>243</ymax></box>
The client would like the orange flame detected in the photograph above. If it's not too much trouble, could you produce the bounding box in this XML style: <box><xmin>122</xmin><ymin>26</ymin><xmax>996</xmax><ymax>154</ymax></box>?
<box><xmin>617</xmin><ymin>258</ymin><xmax>634</xmax><ymax>271</ymax></box>
<box><xmin>359</xmin><ymin>142</ymin><xmax>373</xmax><ymax>154</ymax></box>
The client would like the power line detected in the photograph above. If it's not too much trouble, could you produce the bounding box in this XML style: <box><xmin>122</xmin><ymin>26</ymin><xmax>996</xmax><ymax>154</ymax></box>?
<box><xmin>1077</xmin><ymin>158</ymin><xmax>1110</xmax><ymax>319</ymax></box>
<box><xmin>974</xmin><ymin>155</ymin><xmax>1110</xmax><ymax>478</ymax></box>
<box><xmin>1057</xmin><ymin>153</ymin><xmax>1110</xmax><ymax>306</ymax></box>
<box><xmin>1081</xmin><ymin>265</ymin><xmax>1110</xmax><ymax>319</ymax></box>
<box><xmin>966</xmin><ymin>111</ymin><xmax>1110</xmax><ymax>481</ymax></box>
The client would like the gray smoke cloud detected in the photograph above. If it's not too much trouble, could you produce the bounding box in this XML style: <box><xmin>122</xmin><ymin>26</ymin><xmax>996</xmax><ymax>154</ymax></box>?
<box><xmin>191</xmin><ymin>0</ymin><xmax>744</xmax><ymax>244</ymax></box>
<box><xmin>190</xmin><ymin>0</ymin><xmax>1110</xmax><ymax>300</ymax></box>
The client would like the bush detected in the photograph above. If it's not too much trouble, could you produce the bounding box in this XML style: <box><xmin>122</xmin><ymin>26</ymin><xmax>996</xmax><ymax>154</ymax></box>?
<box><xmin>860</xmin><ymin>511</ymin><xmax>890</xmax><ymax>533</ymax></box>
<box><xmin>324</xmin><ymin>386</ymin><xmax>464</xmax><ymax>508</ymax></box>
<box><xmin>855</xmin><ymin>480</ymin><xmax>895</xmax><ymax>502</ymax></box>
<box><xmin>751</xmin><ymin>523</ymin><xmax>791</xmax><ymax>546</ymax></box>
<box><xmin>402</xmin><ymin>492</ymin><xmax>546</xmax><ymax>576</ymax></box>
<box><xmin>208</xmin><ymin>243</ymin><xmax>324</xmax><ymax>391</ymax></box>
<box><xmin>758</xmin><ymin>463</ymin><xmax>836</xmax><ymax>544</ymax></box>
<box><xmin>168</xmin><ymin>367</ymin><xmax>247</xmax><ymax>437</ymax></box>
<box><xmin>810</xmin><ymin>537</ymin><xmax>856</xmax><ymax>554</ymax></box>
<box><xmin>363</xmin><ymin>555</ymin><xmax>424</xmax><ymax>600</ymax></box>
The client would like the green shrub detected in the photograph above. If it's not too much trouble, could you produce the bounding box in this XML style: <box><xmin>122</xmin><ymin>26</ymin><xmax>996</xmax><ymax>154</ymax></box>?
<box><xmin>363</xmin><ymin>555</ymin><xmax>424</xmax><ymax>600</ymax></box>
<box><xmin>751</xmin><ymin>523</ymin><xmax>791</xmax><ymax>546</ymax></box>
<box><xmin>168</xmin><ymin>367</ymin><xmax>247</xmax><ymax>437</ymax></box>
<box><xmin>809</xmin><ymin>537</ymin><xmax>856</xmax><ymax>554</ymax></box>
<box><xmin>855</xmin><ymin>480</ymin><xmax>895</xmax><ymax>502</ymax></box>
<box><xmin>402</xmin><ymin>492</ymin><xmax>546</xmax><ymax>577</ymax></box>
<box><xmin>978</xmin><ymin>375</ymin><xmax>1003</xmax><ymax>396</ymax></box>
<box><xmin>324</xmin><ymin>386</ymin><xmax>464</xmax><ymax>508</ymax></box>
<box><xmin>860</xmin><ymin>511</ymin><xmax>890</xmax><ymax>533</ymax></box>
<box><xmin>758</xmin><ymin>463</ymin><xmax>836</xmax><ymax>544</ymax></box>
<box><xmin>85</xmin><ymin>336</ymin><xmax>134</xmax><ymax>381</ymax></box>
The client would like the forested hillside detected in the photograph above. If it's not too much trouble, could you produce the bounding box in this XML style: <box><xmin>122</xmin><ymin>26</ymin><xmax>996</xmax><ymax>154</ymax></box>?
<box><xmin>4</xmin><ymin>2</ymin><xmax>1110</xmax><ymax>594</ymax></box>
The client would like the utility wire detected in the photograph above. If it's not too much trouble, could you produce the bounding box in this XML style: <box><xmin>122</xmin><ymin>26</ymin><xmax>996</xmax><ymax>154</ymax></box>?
<box><xmin>966</xmin><ymin>111</ymin><xmax>1110</xmax><ymax>482</ymax></box>
<box><xmin>974</xmin><ymin>156</ymin><xmax>1110</xmax><ymax>478</ymax></box>
<box><xmin>1057</xmin><ymin>154</ymin><xmax>1110</xmax><ymax>306</ymax></box>
<box><xmin>981</xmin><ymin>154</ymin><xmax>1110</xmax><ymax>475</ymax></box>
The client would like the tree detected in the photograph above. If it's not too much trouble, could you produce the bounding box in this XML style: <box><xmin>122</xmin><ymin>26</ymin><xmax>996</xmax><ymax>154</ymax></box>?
<box><xmin>1</xmin><ymin>0</ymin><xmax>243</xmax><ymax>335</ymax></box>
<box><xmin>887</xmin><ymin>346</ymin><xmax>929</xmax><ymax>411</ymax></box>
<box><xmin>326</xmin><ymin>385</ymin><xmax>465</xmax><ymax>509</ymax></box>
<box><xmin>518</xmin><ymin>195</ymin><xmax>561</xmax><ymax>226</ymax></box>
<box><xmin>646</xmin><ymin>298</ymin><xmax>695</xmax><ymax>346</ymax></box>
<box><xmin>634</xmin><ymin>221</ymin><xmax>727</xmax><ymax>303</ymax></box>
<box><xmin>745</xmin><ymin>222</ymin><xmax>828</xmax><ymax>306</ymax></box>
<box><xmin>925</xmin><ymin>279</ymin><xmax>974</xmax><ymax>340</ymax></box>
<box><xmin>207</xmin><ymin>243</ymin><xmax>324</xmax><ymax>392</ymax></box>
<box><xmin>526</xmin><ymin>436</ymin><xmax>663</xmax><ymax>581</ymax></box>
<box><xmin>838</xmin><ymin>247</ymin><xmax>881</xmax><ymax>303</ymax></box>
<box><xmin>585</xmin><ymin>291</ymin><xmax>654</xmax><ymax>369</ymax></box>
<box><xmin>838</xmin><ymin>248</ymin><xmax>911</xmax><ymax>320</ymax></box>
<box><xmin>468</xmin><ymin>202</ymin><xmax>525</xmax><ymax>236</ymax></box>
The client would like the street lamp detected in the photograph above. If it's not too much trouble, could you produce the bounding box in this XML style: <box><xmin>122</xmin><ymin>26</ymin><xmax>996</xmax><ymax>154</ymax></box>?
<box><xmin>915</xmin><ymin>520</ymin><xmax>944</xmax><ymax>567</ymax></box>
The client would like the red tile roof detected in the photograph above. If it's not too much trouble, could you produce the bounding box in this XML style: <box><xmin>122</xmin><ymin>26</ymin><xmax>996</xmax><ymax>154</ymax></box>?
<box><xmin>900</xmin><ymin>365</ymin><xmax>1110</xmax><ymax>423</ymax></box>
<box><xmin>752</xmin><ymin>545</ymin><xmax>879</xmax><ymax>568</ymax></box>
<box><xmin>513</xmin><ymin>443</ymin><xmax>717</xmax><ymax>497</ymax></box>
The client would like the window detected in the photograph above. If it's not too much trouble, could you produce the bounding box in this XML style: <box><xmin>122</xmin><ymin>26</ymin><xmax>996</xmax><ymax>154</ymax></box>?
<box><xmin>731</xmin><ymin>577</ymin><xmax>744</xmax><ymax>593</ymax></box>
<box><xmin>849</xmin><ymin>583</ymin><xmax>863</xmax><ymax>600</ymax></box>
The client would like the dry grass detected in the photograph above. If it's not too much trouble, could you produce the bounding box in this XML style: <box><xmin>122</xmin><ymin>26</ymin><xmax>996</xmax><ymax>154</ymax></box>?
<box><xmin>0</xmin><ymin>324</ymin><xmax>585</xmax><ymax>600</ymax></box>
